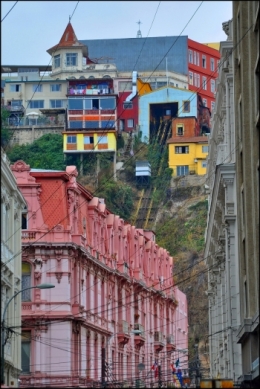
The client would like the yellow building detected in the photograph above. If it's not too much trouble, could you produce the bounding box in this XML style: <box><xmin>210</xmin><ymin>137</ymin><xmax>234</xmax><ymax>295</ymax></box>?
<box><xmin>63</xmin><ymin>130</ymin><xmax>117</xmax><ymax>153</ymax></box>
<box><xmin>167</xmin><ymin>136</ymin><xmax>209</xmax><ymax>176</ymax></box>
<box><xmin>203</xmin><ymin>42</ymin><xmax>220</xmax><ymax>51</ymax></box>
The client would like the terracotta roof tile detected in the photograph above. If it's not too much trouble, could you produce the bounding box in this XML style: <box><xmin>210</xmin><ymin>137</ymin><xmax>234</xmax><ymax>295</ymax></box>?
<box><xmin>47</xmin><ymin>22</ymin><xmax>87</xmax><ymax>56</ymax></box>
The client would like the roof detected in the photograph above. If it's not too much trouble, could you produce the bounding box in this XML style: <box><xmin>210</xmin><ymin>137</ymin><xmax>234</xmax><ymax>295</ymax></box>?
<box><xmin>1</xmin><ymin>65</ymin><xmax>52</xmax><ymax>73</ymax></box>
<box><xmin>47</xmin><ymin>22</ymin><xmax>88</xmax><ymax>56</ymax></box>
<box><xmin>167</xmin><ymin>136</ymin><xmax>209</xmax><ymax>144</ymax></box>
<box><xmin>80</xmin><ymin>36</ymin><xmax>188</xmax><ymax>74</ymax></box>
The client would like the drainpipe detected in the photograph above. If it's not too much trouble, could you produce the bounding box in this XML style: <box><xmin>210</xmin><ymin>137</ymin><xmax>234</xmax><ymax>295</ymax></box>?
<box><xmin>225</xmin><ymin>78</ymin><xmax>231</xmax><ymax>163</ymax></box>
<box><xmin>125</xmin><ymin>71</ymin><xmax>137</xmax><ymax>102</ymax></box>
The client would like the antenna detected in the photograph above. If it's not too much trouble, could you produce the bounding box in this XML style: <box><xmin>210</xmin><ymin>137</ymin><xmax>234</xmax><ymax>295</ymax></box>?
<box><xmin>69</xmin><ymin>15</ymin><xmax>71</xmax><ymax>22</ymax></box>
<box><xmin>136</xmin><ymin>20</ymin><xmax>142</xmax><ymax>38</ymax></box>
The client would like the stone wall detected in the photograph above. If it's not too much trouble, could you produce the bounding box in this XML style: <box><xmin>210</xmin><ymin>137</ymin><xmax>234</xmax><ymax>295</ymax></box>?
<box><xmin>10</xmin><ymin>125</ymin><xmax>64</xmax><ymax>146</ymax></box>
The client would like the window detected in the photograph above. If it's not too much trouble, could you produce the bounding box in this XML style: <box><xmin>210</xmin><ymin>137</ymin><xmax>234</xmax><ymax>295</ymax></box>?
<box><xmin>211</xmin><ymin>101</ymin><xmax>215</xmax><ymax>112</ymax></box>
<box><xmin>22</xmin><ymin>206</ymin><xmax>28</xmax><ymax>230</ymax></box>
<box><xmin>183</xmin><ymin>101</ymin><xmax>190</xmax><ymax>112</ymax></box>
<box><xmin>66</xmin><ymin>53</ymin><xmax>78</xmax><ymax>66</ymax></box>
<box><xmin>127</xmin><ymin>119</ymin><xmax>134</xmax><ymax>128</ymax></box>
<box><xmin>175</xmin><ymin>146</ymin><xmax>189</xmax><ymax>154</ymax></box>
<box><xmin>177</xmin><ymin>166</ymin><xmax>189</xmax><ymax>176</ymax></box>
<box><xmin>85</xmin><ymin>121</ymin><xmax>99</xmax><ymax>128</ymax></box>
<box><xmin>123</xmin><ymin>102</ymin><xmax>133</xmax><ymax>109</ymax></box>
<box><xmin>210</xmin><ymin>58</ymin><xmax>215</xmax><ymax>71</ymax></box>
<box><xmin>21</xmin><ymin>332</ymin><xmax>31</xmax><ymax>373</ymax></box>
<box><xmin>203</xmin><ymin>98</ymin><xmax>207</xmax><ymax>107</ymax></box>
<box><xmin>210</xmin><ymin>80</ymin><xmax>215</xmax><ymax>93</ymax></box>
<box><xmin>50</xmin><ymin>84</ymin><xmax>61</xmax><ymax>92</ymax></box>
<box><xmin>100</xmin><ymin>98</ymin><xmax>116</xmax><ymax>110</ymax></box>
<box><xmin>70</xmin><ymin>121</ymin><xmax>83</xmax><ymax>129</ymax></box>
<box><xmin>84</xmin><ymin>136</ymin><xmax>94</xmax><ymax>144</ymax></box>
<box><xmin>11</xmin><ymin>100</ymin><xmax>22</xmax><ymax>107</ymax></box>
<box><xmin>202</xmin><ymin>145</ymin><xmax>209</xmax><ymax>153</ymax></box>
<box><xmin>101</xmin><ymin>120</ymin><xmax>115</xmax><ymax>128</ymax></box>
<box><xmin>67</xmin><ymin>135</ymin><xmax>77</xmax><ymax>143</ymax></box>
<box><xmin>32</xmin><ymin>84</ymin><xmax>42</xmax><ymax>92</ymax></box>
<box><xmin>202</xmin><ymin>161</ymin><xmax>207</xmax><ymax>168</ymax></box>
<box><xmin>177</xmin><ymin>126</ymin><xmax>183</xmax><ymax>136</ymax></box>
<box><xmin>22</xmin><ymin>262</ymin><xmax>31</xmax><ymax>301</ymax></box>
<box><xmin>98</xmin><ymin>135</ymin><xmax>108</xmax><ymax>144</ymax></box>
<box><xmin>189</xmin><ymin>71</ymin><xmax>193</xmax><ymax>85</ymax></box>
<box><xmin>50</xmin><ymin>99</ymin><xmax>64</xmax><ymax>108</ymax></box>
<box><xmin>197</xmin><ymin>74</ymin><xmax>200</xmax><ymax>87</ymax></box>
<box><xmin>29</xmin><ymin>100</ymin><xmax>44</xmax><ymax>108</ymax></box>
<box><xmin>10</xmin><ymin>84</ymin><xmax>21</xmax><ymax>92</ymax></box>
<box><xmin>217</xmin><ymin>60</ymin><xmax>220</xmax><ymax>72</ymax></box>
<box><xmin>54</xmin><ymin>54</ymin><xmax>60</xmax><ymax>68</ymax></box>
<box><xmin>202</xmin><ymin>55</ymin><xmax>206</xmax><ymax>68</ymax></box>
<box><xmin>194</xmin><ymin>51</ymin><xmax>197</xmax><ymax>65</ymax></box>
<box><xmin>189</xmin><ymin>50</ymin><xmax>193</xmax><ymax>63</ymax></box>
<box><xmin>202</xmin><ymin>77</ymin><xmax>207</xmax><ymax>90</ymax></box>
<box><xmin>197</xmin><ymin>52</ymin><xmax>200</xmax><ymax>66</ymax></box>
<box><xmin>68</xmin><ymin>99</ymin><xmax>83</xmax><ymax>110</ymax></box>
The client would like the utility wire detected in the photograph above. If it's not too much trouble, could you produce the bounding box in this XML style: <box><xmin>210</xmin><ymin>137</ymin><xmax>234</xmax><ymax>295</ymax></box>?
<box><xmin>1</xmin><ymin>1</ymin><xmax>18</xmax><ymax>22</ymax></box>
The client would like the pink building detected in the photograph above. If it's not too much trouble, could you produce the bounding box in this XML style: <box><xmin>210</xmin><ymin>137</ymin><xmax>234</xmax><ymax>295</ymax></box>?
<box><xmin>11</xmin><ymin>160</ymin><xmax>188</xmax><ymax>388</ymax></box>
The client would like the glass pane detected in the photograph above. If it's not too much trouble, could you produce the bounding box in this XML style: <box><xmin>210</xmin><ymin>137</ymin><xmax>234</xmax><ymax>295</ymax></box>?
<box><xmin>68</xmin><ymin>99</ymin><xmax>83</xmax><ymax>110</ymax></box>
<box><xmin>69</xmin><ymin>121</ymin><xmax>83</xmax><ymax>129</ymax></box>
<box><xmin>21</xmin><ymin>341</ymin><xmax>30</xmax><ymax>373</ymax></box>
<box><xmin>85</xmin><ymin>121</ymin><xmax>99</xmax><ymax>128</ymax></box>
<box><xmin>84</xmin><ymin>99</ymin><xmax>92</xmax><ymax>109</ymax></box>
<box><xmin>22</xmin><ymin>275</ymin><xmax>31</xmax><ymax>301</ymax></box>
<box><xmin>100</xmin><ymin>98</ymin><xmax>116</xmax><ymax>110</ymax></box>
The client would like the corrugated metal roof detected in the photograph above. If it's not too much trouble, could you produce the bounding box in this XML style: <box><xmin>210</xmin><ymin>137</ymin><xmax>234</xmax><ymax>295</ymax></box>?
<box><xmin>80</xmin><ymin>36</ymin><xmax>188</xmax><ymax>74</ymax></box>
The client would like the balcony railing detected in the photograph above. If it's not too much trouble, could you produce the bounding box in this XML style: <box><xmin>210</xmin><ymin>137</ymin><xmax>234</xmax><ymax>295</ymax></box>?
<box><xmin>134</xmin><ymin>323</ymin><xmax>144</xmax><ymax>334</ymax></box>
<box><xmin>118</xmin><ymin>320</ymin><xmax>129</xmax><ymax>334</ymax></box>
<box><xmin>22</xmin><ymin>231</ymin><xmax>36</xmax><ymax>240</ymax></box>
<box><xmin>67</xmin><ymin>87</ymin><xmax>114</xmax><ymax>96</ymax></box>
<box><xmin>154</xmin><ymin>331</ymin><xmax>164</xmax><ymax>342</ymax></box>
<box><xmin>167</xmin><ymin>334</ymin><xmax>174</xmax><ymax>344</ymax></box>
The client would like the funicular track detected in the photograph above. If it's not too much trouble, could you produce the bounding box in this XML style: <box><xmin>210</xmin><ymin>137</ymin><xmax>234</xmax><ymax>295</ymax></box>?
<box><xmin>133</xmin><ymin>119</ymin><xmax>172</xmax><ymax>229</ymax></box>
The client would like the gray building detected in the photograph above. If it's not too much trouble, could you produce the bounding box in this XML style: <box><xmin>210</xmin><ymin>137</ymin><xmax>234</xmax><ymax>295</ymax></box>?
<box><xmin>233</xmin><ymin>1</ymin><xmax>259</xmax><ymax>387</ymax></box>
<box><xmin>205</xmin><ymin>18</ymin><xmax>242</xmax><ymax>383</ymax></box>
<box><xmin>205</xmin><ymin>2</ymin><xmax>259</xmax><ymax>387</ymax></box>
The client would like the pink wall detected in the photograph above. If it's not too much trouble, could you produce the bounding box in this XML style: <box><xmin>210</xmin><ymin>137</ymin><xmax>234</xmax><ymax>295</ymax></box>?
<box><xmin>11</xmin><ymin>160</ymin><xmax>188</xmax><ymax>387</ymax></box>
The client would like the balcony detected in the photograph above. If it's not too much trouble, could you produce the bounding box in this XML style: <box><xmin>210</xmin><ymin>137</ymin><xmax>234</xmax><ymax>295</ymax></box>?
<box><xmin>133</xmin><ymin>324</ymin><xmax>145</xmax><ymax>348</ymax></box>
<box><xmin>166</xmin><ymin>334</ymin><xmax>176</xmax><ymax>352</ymax></box>
<box><xmin>117</xmin><ymin>320</ymin><xmax>130</xmax><ymax>345</ymax></box>
<box><xmin>154</xmin><ymin>331</ymin><xmax>165</xmax><ymax>352</ymax></box>
<box><xmin>21</xmin><ymin>231</ymin><xmax>36</xmax><ymax>241</ymax></box>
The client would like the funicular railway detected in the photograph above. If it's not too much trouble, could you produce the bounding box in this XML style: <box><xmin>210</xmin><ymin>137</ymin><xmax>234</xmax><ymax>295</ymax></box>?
<box><xmin>133</xmin><ymin>118</ymin><xmax>172</xmax><ymax>229</ymax></box>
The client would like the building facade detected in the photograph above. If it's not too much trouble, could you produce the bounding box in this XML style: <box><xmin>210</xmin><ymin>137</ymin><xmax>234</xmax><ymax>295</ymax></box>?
<box><xmin>204</xmin><ymin>19</ymin><xmax>242</xmax><ymax>382</ymax></box>
<box><xmin>1</xmin><ymin>148</ymin><xmax>26</xmax><ymax>387</ymax></box>
<box><xmin>232</xmin><ymin>1</ymin><xmax>259</xmax><ymax>387</ymax></box>
<box><xmin>10</xmin><ymin>161</ymin><xmax>188</xmax><ymax>388</ymax></box>
<box><xmin>188</xmin><ymin>39</ymin><xmax>220</xmax><ymax>112</ymax></box>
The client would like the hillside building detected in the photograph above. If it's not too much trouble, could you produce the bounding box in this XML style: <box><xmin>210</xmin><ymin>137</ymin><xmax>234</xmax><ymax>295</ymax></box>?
<box><xmin>10</xmin><ymin>160</ymin><xmax>188</xmax><ymax>388</ymax></box>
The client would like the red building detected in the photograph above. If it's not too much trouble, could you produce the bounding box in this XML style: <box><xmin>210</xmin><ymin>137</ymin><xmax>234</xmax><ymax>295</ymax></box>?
<box><xmin>188</xmin><ymin>39</ymin><xmax>220</xmax><ymax>113</ymax></box>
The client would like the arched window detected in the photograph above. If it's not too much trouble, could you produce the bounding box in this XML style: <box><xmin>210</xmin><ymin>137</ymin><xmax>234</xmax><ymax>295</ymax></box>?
<box><xmin>88</xmin><ymin>76</ymin><xmax>95</xmax><ymax>79</ymax></box>
<box><xmin>22</xmin><ymin>262</ymin><xmax>31</xmax><ymax>301</ymax></box>
<box><xmin>102</xmin><ymin>75</ymin><xmax>111</xmax><ymax>79</ymax></box>
<box><xmin>79</xmin><ymin>76</ymin><xmax>86</xmax><ymax>79</ymax></box>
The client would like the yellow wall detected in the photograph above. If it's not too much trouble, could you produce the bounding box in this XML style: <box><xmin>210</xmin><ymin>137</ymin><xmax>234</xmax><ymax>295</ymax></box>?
<box><xmin>63</xmin><ymin>132</ymin><xmax>117</xmax><ymax>152</ymax></box>
<box><xmin>137</xmin><ymin>78</ymin><xmax>152</xmax><ymax>96</ymax></box>
<box><xmin>168</xmin><ymin>142</ymin><xmax>208</xmax><ymax>176</ymax></box>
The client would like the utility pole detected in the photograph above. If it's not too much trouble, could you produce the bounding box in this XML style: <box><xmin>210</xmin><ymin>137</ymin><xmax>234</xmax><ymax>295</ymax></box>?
<box><xmin>101</xmin><ymin>347</ymin><xmax>106</xmax><ymax>388</ymax></box>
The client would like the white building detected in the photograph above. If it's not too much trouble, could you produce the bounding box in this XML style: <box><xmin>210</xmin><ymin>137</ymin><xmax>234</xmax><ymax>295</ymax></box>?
<box><xmin>204</xmin><ymin>19</ymin><xmax>242</xmax><ymax>382</ymax></box>
<box><xmin>1</xmin><ymin>148</ymin><xmax>27</xmax><ymax>387</ymax></box>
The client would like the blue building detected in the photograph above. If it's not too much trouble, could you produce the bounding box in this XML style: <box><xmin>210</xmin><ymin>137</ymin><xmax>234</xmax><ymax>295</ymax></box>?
<box><xmin>138</xmin><ymin>86</ymin><xmax>198</xmax><ymax>142</ymax></box>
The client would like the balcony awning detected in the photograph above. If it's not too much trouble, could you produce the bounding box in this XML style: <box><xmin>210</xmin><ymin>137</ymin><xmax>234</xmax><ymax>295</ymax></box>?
<box><xmin>40</xmin><ymin>109</ymin><xmax>65</xmax><ymax>115</ymax></box>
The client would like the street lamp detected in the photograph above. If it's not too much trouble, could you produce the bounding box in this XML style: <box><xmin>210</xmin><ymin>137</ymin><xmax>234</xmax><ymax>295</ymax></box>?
<box><xmin>1</xmin><ymin>283</ymin><xmax>55</xmax><ymax>385</ymax></box>
<box><xmin>102</xmin><ymin>329</ymin><xmax>143</xmax><ymax>388</ymax></box>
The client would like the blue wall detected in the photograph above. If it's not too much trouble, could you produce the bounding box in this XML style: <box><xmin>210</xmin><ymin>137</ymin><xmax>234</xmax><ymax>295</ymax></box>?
<box><xmin>80</xmin><ymin>36</ymin><xmax>188</xmax><ymax>75</ymax></box>
<box><xmin>138</xmin><ymin>87</ymin><xmax>198</xmax><ymax>142</ymax></box>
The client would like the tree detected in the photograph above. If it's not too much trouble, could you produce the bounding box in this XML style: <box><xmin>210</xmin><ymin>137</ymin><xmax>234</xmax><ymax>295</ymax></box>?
<box><xmin>1</xmin><ymin>108</ymin><xmax>12</xmax><ymax>147</ymax></box>
<box><xmin>7</xmin><ymin>133</ymin><xmax>66</xmax><ymax>170</ymax></box>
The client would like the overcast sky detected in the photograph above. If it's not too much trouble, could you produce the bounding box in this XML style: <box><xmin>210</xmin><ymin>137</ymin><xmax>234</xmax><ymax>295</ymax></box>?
<box><xmin>1</xmin><ymin>1</ymin><xmax>232</xmax><ymax>65</ymax></box>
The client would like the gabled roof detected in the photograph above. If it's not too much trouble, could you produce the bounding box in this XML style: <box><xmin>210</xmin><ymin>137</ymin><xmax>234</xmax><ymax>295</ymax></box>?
<box><xmin>47</xmin><ymin>22</ymin><xmax>88</xmax><ymax>56</ymax></box>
